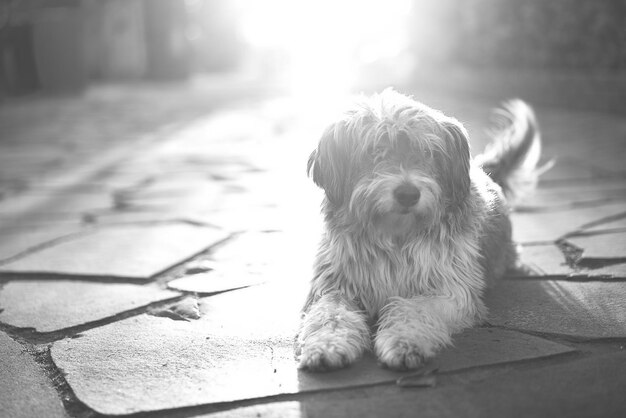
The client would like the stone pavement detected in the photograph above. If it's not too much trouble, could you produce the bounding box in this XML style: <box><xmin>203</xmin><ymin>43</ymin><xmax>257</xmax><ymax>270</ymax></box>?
<box><xmin>1</xmin><ymin>82</ymin><xmax>626</xmax><ymax>418</ymax></box>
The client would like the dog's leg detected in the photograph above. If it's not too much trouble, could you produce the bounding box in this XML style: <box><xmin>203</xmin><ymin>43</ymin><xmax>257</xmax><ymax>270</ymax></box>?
<box><xmin>296</xmin><ymin>292</ymin><xmax>370</xmax><ymax>371</ymax></box>
<box><xmin>375</xmin><ymin>295</ymin><xmax>480</xmax><ymax>370</ymax></box>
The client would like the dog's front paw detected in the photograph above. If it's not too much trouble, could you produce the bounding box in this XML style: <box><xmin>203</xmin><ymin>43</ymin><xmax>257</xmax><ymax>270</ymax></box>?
<box><xmin>297</xmin><ymin>293</ymin><xmax>370</xmax><ymax>372</ymax></box>
<box><xmin>297</xmin><ymin>334</ymin><xmax>362</xmax><ymax>372</ymax></box>
<box><xmin>375</xmin><ymin>332</ymin><xmax>434</xmax><ymax>371</ymax></box>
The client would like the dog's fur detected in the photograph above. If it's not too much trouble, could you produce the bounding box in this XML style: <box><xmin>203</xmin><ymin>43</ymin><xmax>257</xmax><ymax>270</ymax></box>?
<box><xmin>296</xmin><ymin>89</ymin><xmax>546</xmax><ymax>371</ymax></box>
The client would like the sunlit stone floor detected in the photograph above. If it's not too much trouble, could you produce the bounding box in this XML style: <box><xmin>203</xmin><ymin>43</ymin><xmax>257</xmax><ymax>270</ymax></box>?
<box><xmin>1</xmin><ymin>82</ymin><xmax>625</xmax><ymax>418</ymax></box>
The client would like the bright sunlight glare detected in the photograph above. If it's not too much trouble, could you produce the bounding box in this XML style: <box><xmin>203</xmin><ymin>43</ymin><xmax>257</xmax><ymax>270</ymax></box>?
<box><xmin>235</xmin><ymin>0</ymin><xmax>413</xmax><ymax>99</ymax></box>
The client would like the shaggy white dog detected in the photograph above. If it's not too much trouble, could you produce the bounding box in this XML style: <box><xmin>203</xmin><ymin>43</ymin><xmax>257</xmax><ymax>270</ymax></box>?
<box><xmin>296</xmin><ymin>89</ymin><xmax>548</xmax><ymax>371</ymax></box>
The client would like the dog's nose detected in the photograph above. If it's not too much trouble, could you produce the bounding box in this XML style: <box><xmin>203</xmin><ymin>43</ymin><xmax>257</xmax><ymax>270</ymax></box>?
<box><xmin>393</xmin><ymin>184</ymin><xmax>421</xmax><ymax>207</ymax></box>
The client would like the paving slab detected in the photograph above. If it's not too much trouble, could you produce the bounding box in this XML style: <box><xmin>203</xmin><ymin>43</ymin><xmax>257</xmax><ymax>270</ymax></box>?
<box><xmin>197</xmin><ymin>402</ymin><xmax>302</xmax><ymax>418</ymax></box>
<box><xmin>539</xmin><ymin>110</ymin><xmax>626</xmax><ymax>174</ymax></box>
<box><xmin>485</xmin><ymin>279</ymin><xmax>626</xmax><ymax>339</ymax></box>
<box><xmin>0</xmin><ymin>280</ymin><xmax>179</xmax><ymax>333</ymax></box>
<box><xmin>538</xmin><ymin>158</ymin><xmax>611</xmax><ymax>183</ymax></box>
<box><xmin>84</xmin><ymin>210</ymin><xmax>218</xmax><ymax>227</ymax></box>
<box><xmin>206</xmin><ymin>230</ymin><xmax>320</xmax><ymax>287</ymax></box>
<box><xmin>92</xmin><ymin>200</ymin><xmax>279</xmax><ymax>227</ymax></box>
<box><xmin>208</xmin><ymin>231</ymin><xmax>317</xmax><ymax>271</ymax></box>
<box><xmin>519</xmin><ymin>180</ymin><xmax>626</xmax><ymax>210</ymax></box>
<box><xmin>0</xmin><ymin>226</ymin><xmax>85</xmax><ymax>264</ymax></box>
<box><xmin>112</xmin><ymin>177</ymin><xmax>223</xmax><ymax>213</ymax></box>
<box><xmin>0</xmin><ymin>332</ymin><xmax>67</xmax><ymax>418</ymax></box>
<box><xmin>581</xmin><ymin>214</ymin><xmax>626</xmax><ymax>233</ymax></box>
<box><xmin>427</xmin><ymin>327</ymin><xmax>574</xmax><ymax>372</ymax></box>
<box><xmin>0</xmin><ymin>191</ymin><xmax>113</xmax><ymax>215</ymax></box>
<box><xmin>149</xmin><ymin>296</ymin><xmax>202</xmax><ymax>321</ymax></box>
<box><xmin>566</xmin><ymin>231</ymin><xmax>626</xmax><ymax>260</ymax></box>
<box><xmin>89</xmin><ymin>170</ymin><xmax>153</xmax><ymax>193</ymax></box>
<box><xmin>183</xmin><ymin>259</ymin><xmax>218</xmax><ymax>274</ymax></box>
<box><xmin>511</xmin><ymin>202</ymin><xmax>626</xmax><ymax>243</ymax></box>
<box><xmin>52</xmin><ymin>282</ymin><xmax>574</xmax><ymax>415</ymax></box>
<box><xmin>516</xmin><ymin>244</ymin><xmax>574</xmax><ymax>277</ymax></box>
<box><xmin>204</xmin><ymin>351</ymin><xmax>626</xmax><ymax>418</ymax></box>
<box><xmin>515</xmin><ymin>243</ymin><xmax>626</xmax><ymax>279</ymax></box>
<box><xmin>584</xmin><ymin>262</ymin><xmax>626</xmax><ymax>278</ymax></box>
<box><xmin>199</xmin><ymin>207</ymin><xmax>289</xmax><ymax>232</ymax></box>
<box><xmin>0</xmin><ymin>212</ymin><xmax>81</xmax><ymax>227</ymax></box>
<box><xmin>0</xmin><ymin>224</ymin><xmax>230</xmax><ymax>280</ymax></box>
<box><xmin>208</xmin><ymin>232</ymin><xmax>278</xmax><ymax>269</ymax></box>
<box><xmin>167</xmin><ymin>269</ymin><xmax>266</xmax><ymax>294</ymax></box>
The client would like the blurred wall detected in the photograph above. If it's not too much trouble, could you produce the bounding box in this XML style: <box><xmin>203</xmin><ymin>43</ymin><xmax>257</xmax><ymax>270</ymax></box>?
<box><xmin>411</xmin><ymin>0</ymin><xmax>626</xmax><ymax>73</ymax></box>
<box><xmin>454</xmin><ymin>0</ymin><xmax>624</xmax><ymax>73</ymax></box>
<box><xmin>84</xmin><ymin>0</ymin><xmax>190</xmax><ymax>81</ymax></box>
<box><xmin>1</xmin><ymin>0</ymin><xmax>241</xmax><ymax>97</ymax></box>
<box><xmin>0</xmin><ymin>0</ymin><xmax>87</xmax><ymax>95</ymax></box>
<box><xmin>83</xmin><ymin>0</ymin><xmax>147</xmax><ymax>80</ymax></box>
<box><xmin>407</xmin><ymin>0</ymin><xmax>626</xmax><ymax>112</ymax></box>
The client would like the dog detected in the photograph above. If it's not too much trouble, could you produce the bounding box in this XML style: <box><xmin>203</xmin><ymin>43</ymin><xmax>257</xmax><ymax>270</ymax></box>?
<box><xmin>296</xmin><ymin>89</ymin><xmax>548</xmax><ymax>371</ymax></box>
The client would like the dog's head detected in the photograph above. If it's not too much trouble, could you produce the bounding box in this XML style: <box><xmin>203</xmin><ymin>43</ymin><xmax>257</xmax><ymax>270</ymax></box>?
<box><xmin>307</xmin><ymin>89</ymin><xmax>471</xmax><ymax>236</ymax></box>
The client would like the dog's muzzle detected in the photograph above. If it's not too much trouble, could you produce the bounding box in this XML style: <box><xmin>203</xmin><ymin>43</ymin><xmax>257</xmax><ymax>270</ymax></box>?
<box><xmin>393</xmin><ymin>184</ymin><xmax>421</xmax><ymax>208</ymax></box>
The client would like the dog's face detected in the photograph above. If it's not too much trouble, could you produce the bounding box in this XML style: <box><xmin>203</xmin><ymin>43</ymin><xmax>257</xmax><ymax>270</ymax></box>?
<box><xmin>308</xmin><ymin>90</ymin><xmax>471</xmax><ymax>236</ymax></box>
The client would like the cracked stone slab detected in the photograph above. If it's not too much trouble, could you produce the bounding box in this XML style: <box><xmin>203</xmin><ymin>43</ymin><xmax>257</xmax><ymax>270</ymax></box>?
<box><xmin>485</xmin><ymin>279</ymin><xmax>626</xmax><ymax>338</ymax></box>
<box><xmin>0</xmin><ymin>280</ymin><xmax>179</xmax><ymax>332</ymax></box>
<box><xmin>511</xmin><ymin>203</ymin><xmax>626</xmax><ymax>243</ymax></box>
<box><xmin>566</xmin><ymin>231</ymin><xmax>626</xmax><ymax>260</ymax></box>
<box><xmin>0</xmin><ymin>332</ymin><xmax>67</xmax><ymax>418</ymax></box>
<box><xmin>0</xmin><ymin>224</ymin><xmax>229</xmax><ymax>279</ymax></box>
<box><xmin>52</xmin><ymin>283</ymin><xmax>574</xmax><ymax>415</ymax></box>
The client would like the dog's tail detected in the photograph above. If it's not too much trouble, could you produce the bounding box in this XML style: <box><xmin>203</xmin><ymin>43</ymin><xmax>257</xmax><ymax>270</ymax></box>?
<box><xmin>475</xmin><ymin>100</ymin><xmax>553</xmax><ymax>204</ymax></box>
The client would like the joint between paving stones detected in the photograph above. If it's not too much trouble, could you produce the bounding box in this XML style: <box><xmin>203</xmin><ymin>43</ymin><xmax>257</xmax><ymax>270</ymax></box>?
<box><xmin>0</xmin><ymin>294</ymin><xmax>188</xmax><ymax>345</ymax></box>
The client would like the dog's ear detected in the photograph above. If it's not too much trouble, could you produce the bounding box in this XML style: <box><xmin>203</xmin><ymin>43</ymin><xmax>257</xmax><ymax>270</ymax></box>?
<box><xmin>307</xmin><ymin>123</ymin><xmax>352</xmax><ymax>207</ymax></box>
<box><xmin>438</xmin><ymin>120</ymin><xmax>471</xmax><ymax>208</ymax></box>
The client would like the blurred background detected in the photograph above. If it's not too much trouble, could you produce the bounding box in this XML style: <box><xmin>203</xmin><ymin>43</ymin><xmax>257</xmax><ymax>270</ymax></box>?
<box><xmin>1</xmin><ymin>0</ymin><xmax>625</xmax><ymax>112</ymax></box>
